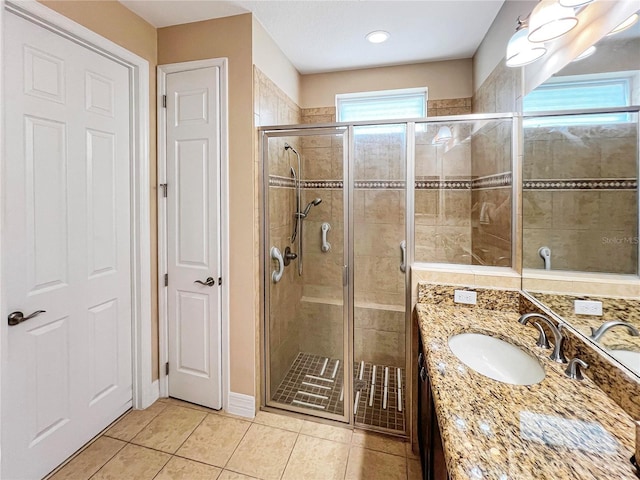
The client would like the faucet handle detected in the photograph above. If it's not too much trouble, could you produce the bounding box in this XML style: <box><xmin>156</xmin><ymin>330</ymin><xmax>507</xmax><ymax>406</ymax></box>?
<box><xmin>564</xmin><ymin>358</ymin><xmax>589</xmax><ymax>381</ymax></box>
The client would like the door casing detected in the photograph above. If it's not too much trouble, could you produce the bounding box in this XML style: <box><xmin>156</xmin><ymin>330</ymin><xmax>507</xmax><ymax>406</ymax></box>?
<box><xmin>0</xmin><ymin>0</ymin><xmax>153</xmax><ymax>473</ymax></box>
<box><xmin>157</xmin><ymin>59</ymin><xmax>230</xmax><ymax>410</ymax></box>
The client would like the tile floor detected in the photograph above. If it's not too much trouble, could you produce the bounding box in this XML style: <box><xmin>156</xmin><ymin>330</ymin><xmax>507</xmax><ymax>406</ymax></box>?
<box><xmin>46</xmin><ymin>398</ymin><xmax>422</xmax><ymax>480</ymax></box>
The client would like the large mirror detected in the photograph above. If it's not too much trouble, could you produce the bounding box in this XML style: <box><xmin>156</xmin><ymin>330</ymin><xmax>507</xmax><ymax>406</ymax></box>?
<box><xmin>521</xmin><ymin>11</ymin><xmax>640</xmax><ymax>376</ymax></box>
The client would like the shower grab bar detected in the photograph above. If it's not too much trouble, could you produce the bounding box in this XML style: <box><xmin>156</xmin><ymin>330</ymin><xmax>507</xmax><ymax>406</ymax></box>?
<box><xmin>271</xmin><ymin>246</ymin><xmax>284</xmax><ymax>283</ymax></box>
<box><xmin>400</xmin><ymin>240</ymin><xmax>406</xmax><ymax>273</ymax></box>
<box><xmin>321</xmin><ymin>222</ymin><xmax>331</xmax><ymax>252</ymax></box>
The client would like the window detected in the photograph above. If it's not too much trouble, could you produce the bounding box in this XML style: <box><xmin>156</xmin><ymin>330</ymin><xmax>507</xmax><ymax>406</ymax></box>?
<box><xmin>336</xmin><ymin>88</ymin><xmax>427</xmax><ymax>122</ymax></box>
<box><xmin>523</xmin><ymin>77</ymin><xmax>632</xmax><ymax>126</ymax></box>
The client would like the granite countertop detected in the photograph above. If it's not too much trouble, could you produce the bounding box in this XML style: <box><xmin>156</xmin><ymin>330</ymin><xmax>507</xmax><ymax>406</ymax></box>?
<box><xmin>416</xmin><ymin>303</ymin><xmax>638</xmax><ymax>480</ymax></box>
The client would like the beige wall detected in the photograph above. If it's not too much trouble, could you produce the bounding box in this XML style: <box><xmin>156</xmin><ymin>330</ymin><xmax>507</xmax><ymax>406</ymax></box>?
<box><xmin>300</xmin><ymin>59</ymin><xmax>473</xmax><ymax>108</ymax></box>
<box><xmin>158</xmin><ymin>14</ymin><xmax>256</xmax><ymax>396</ymax></box>
<box><xmin>472</xmin><ymin>0</ymin><xmax>537</xmax><ymax>93</ymax></box>
<box><xmin>252</xmin><ymin>18</ymin><xmax>301</xmax><ymax>106</ymax></box>
<box><xmin>39</xmin><ymin>0</ymin><xmax>160</xmax><ymax>380</ymax></box>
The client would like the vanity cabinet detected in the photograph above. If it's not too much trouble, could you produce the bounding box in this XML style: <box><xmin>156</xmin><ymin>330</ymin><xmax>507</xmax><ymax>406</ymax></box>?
<box><xmin>418</xmin><ymin>336</ymin><xmax>448</xmax><ymax>480</ymax></box>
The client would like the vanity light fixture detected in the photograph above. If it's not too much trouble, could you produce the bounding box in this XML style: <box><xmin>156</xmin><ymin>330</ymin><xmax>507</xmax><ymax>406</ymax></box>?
<box><xmin>606</xmin><ymin>13</ymin><xmax>639</xmax><ymax>36</ymax></box>
<box><xmin>432</xmin><ymin>125</ymin><xmax>453</xmax><ymax>145</ymax></box>
<box><xmin>506</xmin><ymin>17</ymin><xmax>548</xmax><ymax>67</ymax></box>
<box><xmin>528</xmin><ymin>0</ymin><xmax>579</xmax><ymax>43</ymax></box>
<box><xmin>572</xmin><ymin>45</ymin><xmax>596</xmax><ymax>62</ymax></box>
<box><xmin>559</xmin><ymin>0</ymin><xmax>593</xmax><ymax>7</ymax></box>
<box><xmin>366</xmin><ymin>30</ymin><xmax>390</xmax><ymax>44</ymax></box>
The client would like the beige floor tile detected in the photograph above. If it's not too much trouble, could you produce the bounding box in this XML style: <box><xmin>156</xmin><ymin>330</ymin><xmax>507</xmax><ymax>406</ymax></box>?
<box><xmin>104</xmin><ymin>401</ymin><xmax>167</xmax><ymax>441</ymax></box>
<box><xmin>282</xmin><ymin>434</ymin><xmax>349</xmax><ymax>480</ymax></box>
<box><xmin>345</xmin><ymin>446</ymin><xmax>407</xmax><ymax>480</ymax></box>
<box><xmin>177</xmin><ymin>414</ymin><xmax>251</xmax><ymax>467</ymax></box>
<box><xmin>218</xmin><ymin>471</ymin><xmax>259</xmax><ymax>480</ymax></box>
<box><xmin>352</xmin><ymin>430</ymin><xmax>406</xmax><ymax>457</ymax></box>
<box><xmin>92</xmin><ymin>444</ymin><xmax>170</xmax><ymax>480</ymax></box>
<box><xmin>49</xmin><ymin>437</ymin><xmax>126</xmax><ymax>480</ymax></box>
<box><xmin>254</xmin><ymin>411</ymin><xmax>304</xmax><ymax>433</ymax></box>
<box><xmin>300</xmin><ymin>420</ymin><xmax>353</xmax><ymax>444</ymax></box>
<box><xmin>165</xmin><ymin>397</ymin><xmax>221</xmax><ymax>414</ymax></box>
<box><xmin>407</xmin><ymin>458</ymin><xmax>422</xmax><ymax>480</ymax></box>
<box><xmin>131</xmin><ymin>405</ymin><xmax>206</xmax><ymax>453</ymax></box>
<box><xmin>226</xmin><ymin>423</ymin><xmax>297</xmax><ymax>480</ymax></box>
<box><xmin>155</xmin><ymin>456</ymin><xmax>222</xmax><ymax>480</ymax></box>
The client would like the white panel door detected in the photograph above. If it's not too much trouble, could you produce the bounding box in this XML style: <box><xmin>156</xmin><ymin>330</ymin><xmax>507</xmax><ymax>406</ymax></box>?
<box><xmin>166</xmin><ymin>67</ymin><xmax>222</xmax><ymax>409</ymax></box>
<box><xmin>2</xmin><ymin>12</ymin><xmax>132</xmax><ymax>479</ymax></box>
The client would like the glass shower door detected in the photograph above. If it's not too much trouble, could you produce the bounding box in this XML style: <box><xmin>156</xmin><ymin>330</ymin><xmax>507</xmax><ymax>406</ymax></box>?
<box><xmin>351</xmin><ymin>124</ymin><xmax>407</xmax><ymax>433</ymax></box>
<box><xmin>263</xmin><ymin>128</ymin><xmax>350</xmax><ymax>422</ymax></box>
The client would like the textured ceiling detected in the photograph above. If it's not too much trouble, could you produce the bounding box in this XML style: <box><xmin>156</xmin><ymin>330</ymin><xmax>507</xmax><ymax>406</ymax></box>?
<box><xmin>120</xmin><ymin>0</ymin><xmax>506</xmax><ymax>74</ymax></box>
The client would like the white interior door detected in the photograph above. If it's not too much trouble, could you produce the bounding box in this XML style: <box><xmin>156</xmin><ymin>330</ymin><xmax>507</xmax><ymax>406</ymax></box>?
<box><xmin>2</xmin><ymin>12</ymin><xmax>133</xmax><ymax>479</ymax></box>
<box><xmin>166</xmin><ymin>66</ymin><xmax>222</xmax><ymax>409</ymax></box>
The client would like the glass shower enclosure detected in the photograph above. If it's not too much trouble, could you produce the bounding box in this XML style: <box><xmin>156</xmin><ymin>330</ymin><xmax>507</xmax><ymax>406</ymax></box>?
<box><xmin>262</xmin><ymin>123</ymin><xmax>408</xmax><ymax>433</ymax></box>
<box><xmin>261</xmin><ymin>114</ymin><xmax>515</xmax><ymax>435</ymax></box>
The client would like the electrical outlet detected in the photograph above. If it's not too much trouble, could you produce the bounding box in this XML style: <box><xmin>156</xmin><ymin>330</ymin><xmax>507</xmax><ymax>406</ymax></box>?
<box><xmin>574</xmin><ymin>300</ymin><xmax>603</xmax><ymax>316</ymax></box>
<box><xmin>454</xmin><ymin>290</ymin><xmax>477</xmax><ymax>305</ymax></box>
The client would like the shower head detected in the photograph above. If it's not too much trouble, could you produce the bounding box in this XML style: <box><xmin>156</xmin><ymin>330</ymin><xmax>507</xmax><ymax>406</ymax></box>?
<box><xmin>284</xmin><ymin>142</ymin><xmax>299</xmax><ymax>155</ymax></box>
<box><xmin>302</xmin><ymin>198</ymin><xmax>322</xmax><ymax>216</ymax></box>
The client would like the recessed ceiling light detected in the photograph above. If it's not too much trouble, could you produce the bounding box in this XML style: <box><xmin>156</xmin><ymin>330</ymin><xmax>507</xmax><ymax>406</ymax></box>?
<box><xmin>366</xmin><ymin>30</ymin><xmax>390</xmax><ymax>44</ymax></box>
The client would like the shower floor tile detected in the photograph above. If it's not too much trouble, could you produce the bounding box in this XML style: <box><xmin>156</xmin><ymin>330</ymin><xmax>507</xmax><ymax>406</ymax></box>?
<box><xmin>271</xmin><ymin>352</ymin><xmax>405</xmax><ymax>433</ymax></box>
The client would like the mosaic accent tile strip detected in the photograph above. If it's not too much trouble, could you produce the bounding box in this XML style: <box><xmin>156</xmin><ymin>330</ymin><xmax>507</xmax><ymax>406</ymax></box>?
<box><xmin>268</xmin><ymin>175</ymin><xmax>296</xmax><ymax>188</ymax></box>
<box><xmin>271</xmin><ymin>352</ymin><xmax>405</xmax><ymax>433</ymax></box>
<box><xmin>471</xmin><ymin>172</ymin><xmax>512</xmax><ymax>189</ymax></box>
<box><xmin>269</xmin><ymin>175</ymin><xmax>515</xmax><ymax>190</ymax></box>
<box><xmin>524</xmin><ymin>178</ymin><xmax>637</xmax><ymax>191</ymax></box>
<box><xmin>414</xmin><ymin>180</ymin><xmax>470</xmax><ymax>190</ymax></box>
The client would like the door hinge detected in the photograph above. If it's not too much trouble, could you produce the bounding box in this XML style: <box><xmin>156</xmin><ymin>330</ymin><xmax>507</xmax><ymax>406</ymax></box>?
<box><xmin>165</xmin><ymin>362</ymin><xmax>169</xmax><ymax>375</ymax></box>
<box><xmin>218</xmin><ymin>277</ymin><xmax>222</xmax><ymax>286</ymax></box>
<box><xmin>164</xmin><ymin>273</ymin><xmax>168</xmax><ymax>286</ymax></box>
<box><xmin>162</xmin><ymin>95</ymin><xmax>167</xmax><ymax>108</ymax></box>
<box><xmin>160</xmin><ymin>183</ymin><xmax>167</xmax><ymax>197</ymax></box>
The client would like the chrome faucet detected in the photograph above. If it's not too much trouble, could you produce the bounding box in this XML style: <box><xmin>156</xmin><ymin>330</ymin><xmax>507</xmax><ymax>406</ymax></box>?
<box><xmin>589</xmin><ymin>321</ymin><xmax>640</xmax><ymax>342</ymax></box>
<box><xmin>518</xmin><ymin>313</ymin><xmax>567</xmax><ymax>363</ymax></box>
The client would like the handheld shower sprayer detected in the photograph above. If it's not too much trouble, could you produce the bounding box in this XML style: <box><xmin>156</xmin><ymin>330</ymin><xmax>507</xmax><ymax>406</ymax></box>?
<box><xmin>300</xmin><ymin>198</ymin><xmax>322</xmax><ymax>218</ymax></box>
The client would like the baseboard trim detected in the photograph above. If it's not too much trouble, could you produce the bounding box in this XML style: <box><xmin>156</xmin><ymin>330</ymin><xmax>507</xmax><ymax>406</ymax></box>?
<box><xmin>227</xmin><ymin>392</ymin><xmax>255</xmax><ymax>418</ymax></box>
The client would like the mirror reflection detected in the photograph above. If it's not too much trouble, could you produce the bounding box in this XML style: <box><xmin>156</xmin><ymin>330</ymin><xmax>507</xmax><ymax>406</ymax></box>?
<box><xmin>521</xmin><ymin>12</ymin><xmax>640</xmax><ymax>375</ymax></box>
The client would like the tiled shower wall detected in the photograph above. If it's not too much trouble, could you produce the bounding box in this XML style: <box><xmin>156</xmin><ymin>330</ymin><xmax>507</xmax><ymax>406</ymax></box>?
<box><xmin>523</xmin><ymin>122</ymin><xmax>638</xmax><ymax>274</ymax></box>
<box><xmin>471</xmin><ymin>61</ymin><xmax>520</xmax><ymax>267</ymax></box>
<box><xmin>254</xmin><ymin>67</ymin><xmax>302</xmax><ymax>393</ymax></box>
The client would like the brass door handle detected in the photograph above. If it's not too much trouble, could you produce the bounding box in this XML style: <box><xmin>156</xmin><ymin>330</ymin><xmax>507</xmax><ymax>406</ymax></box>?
<box><xmin>194</xmin><ymin>277</ymin><xmax>215</xmax><ymax>287</ymax></box>
<box><xmin>8</xmin><ymin>310</ymin><xmax>46</xmax><ymax>326</ymax></box>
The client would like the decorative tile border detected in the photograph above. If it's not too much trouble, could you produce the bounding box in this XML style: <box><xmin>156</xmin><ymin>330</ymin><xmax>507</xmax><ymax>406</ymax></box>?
<box><xmin>471</xmin><ymin>172</ymin><xmax>512</xmax><ymax>189</ymax></box>
<box><xmin>269</xmin><ymin>174</ymin><xmax>516</xmax><ymax>191</ymax></box>
<box><xmin>268</xmin><ymin>175</ymin><xmax>296</xmax><ymax>188</ymax></box>
<box><xmin>415</xmin><ymin>180</ymin><xmax>470</xmax><ymax>190</ymax></box>
<box><xmin>524</xmin><ymin>178</ymin><xmax>637</xmax><ymax>191</ymax></box>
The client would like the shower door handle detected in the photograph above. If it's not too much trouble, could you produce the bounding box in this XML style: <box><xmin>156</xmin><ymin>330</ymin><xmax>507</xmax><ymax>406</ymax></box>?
<box><xmin>271</xmin><ymin>246</ymin><xmax>285</xmax><ymax>283</ymax></box>
<box><xmin>400</xmin><ymin>240</ymin><xmax>406</xmax><ymax>273</ymax></box>
<box><xmin>321</xmin><ymin>222</ymin><xmax>331</xmax><ymax>252</ymax></box>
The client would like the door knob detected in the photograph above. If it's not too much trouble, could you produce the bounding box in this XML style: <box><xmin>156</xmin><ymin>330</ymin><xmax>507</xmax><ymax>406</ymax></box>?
<box><xmin>194</xmin><ymin>277</ymin><xmax>215</xmax><ymax>287</ymax></box>
<box><xmin>8</xmin><ymin>310</ymin><xmax>46</xmax><ymax>326</ymax></box>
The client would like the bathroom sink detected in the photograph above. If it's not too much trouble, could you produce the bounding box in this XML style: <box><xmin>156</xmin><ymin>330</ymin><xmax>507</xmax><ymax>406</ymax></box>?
<box><xmin>609</xmin><ymin>350</ymin><xmax>640</xmax><ymax>376</ymax></box>
<box><xmin>448</xmin><ymin>333</ymin><xmax>545</xmax><ymax>385</ymax></box>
